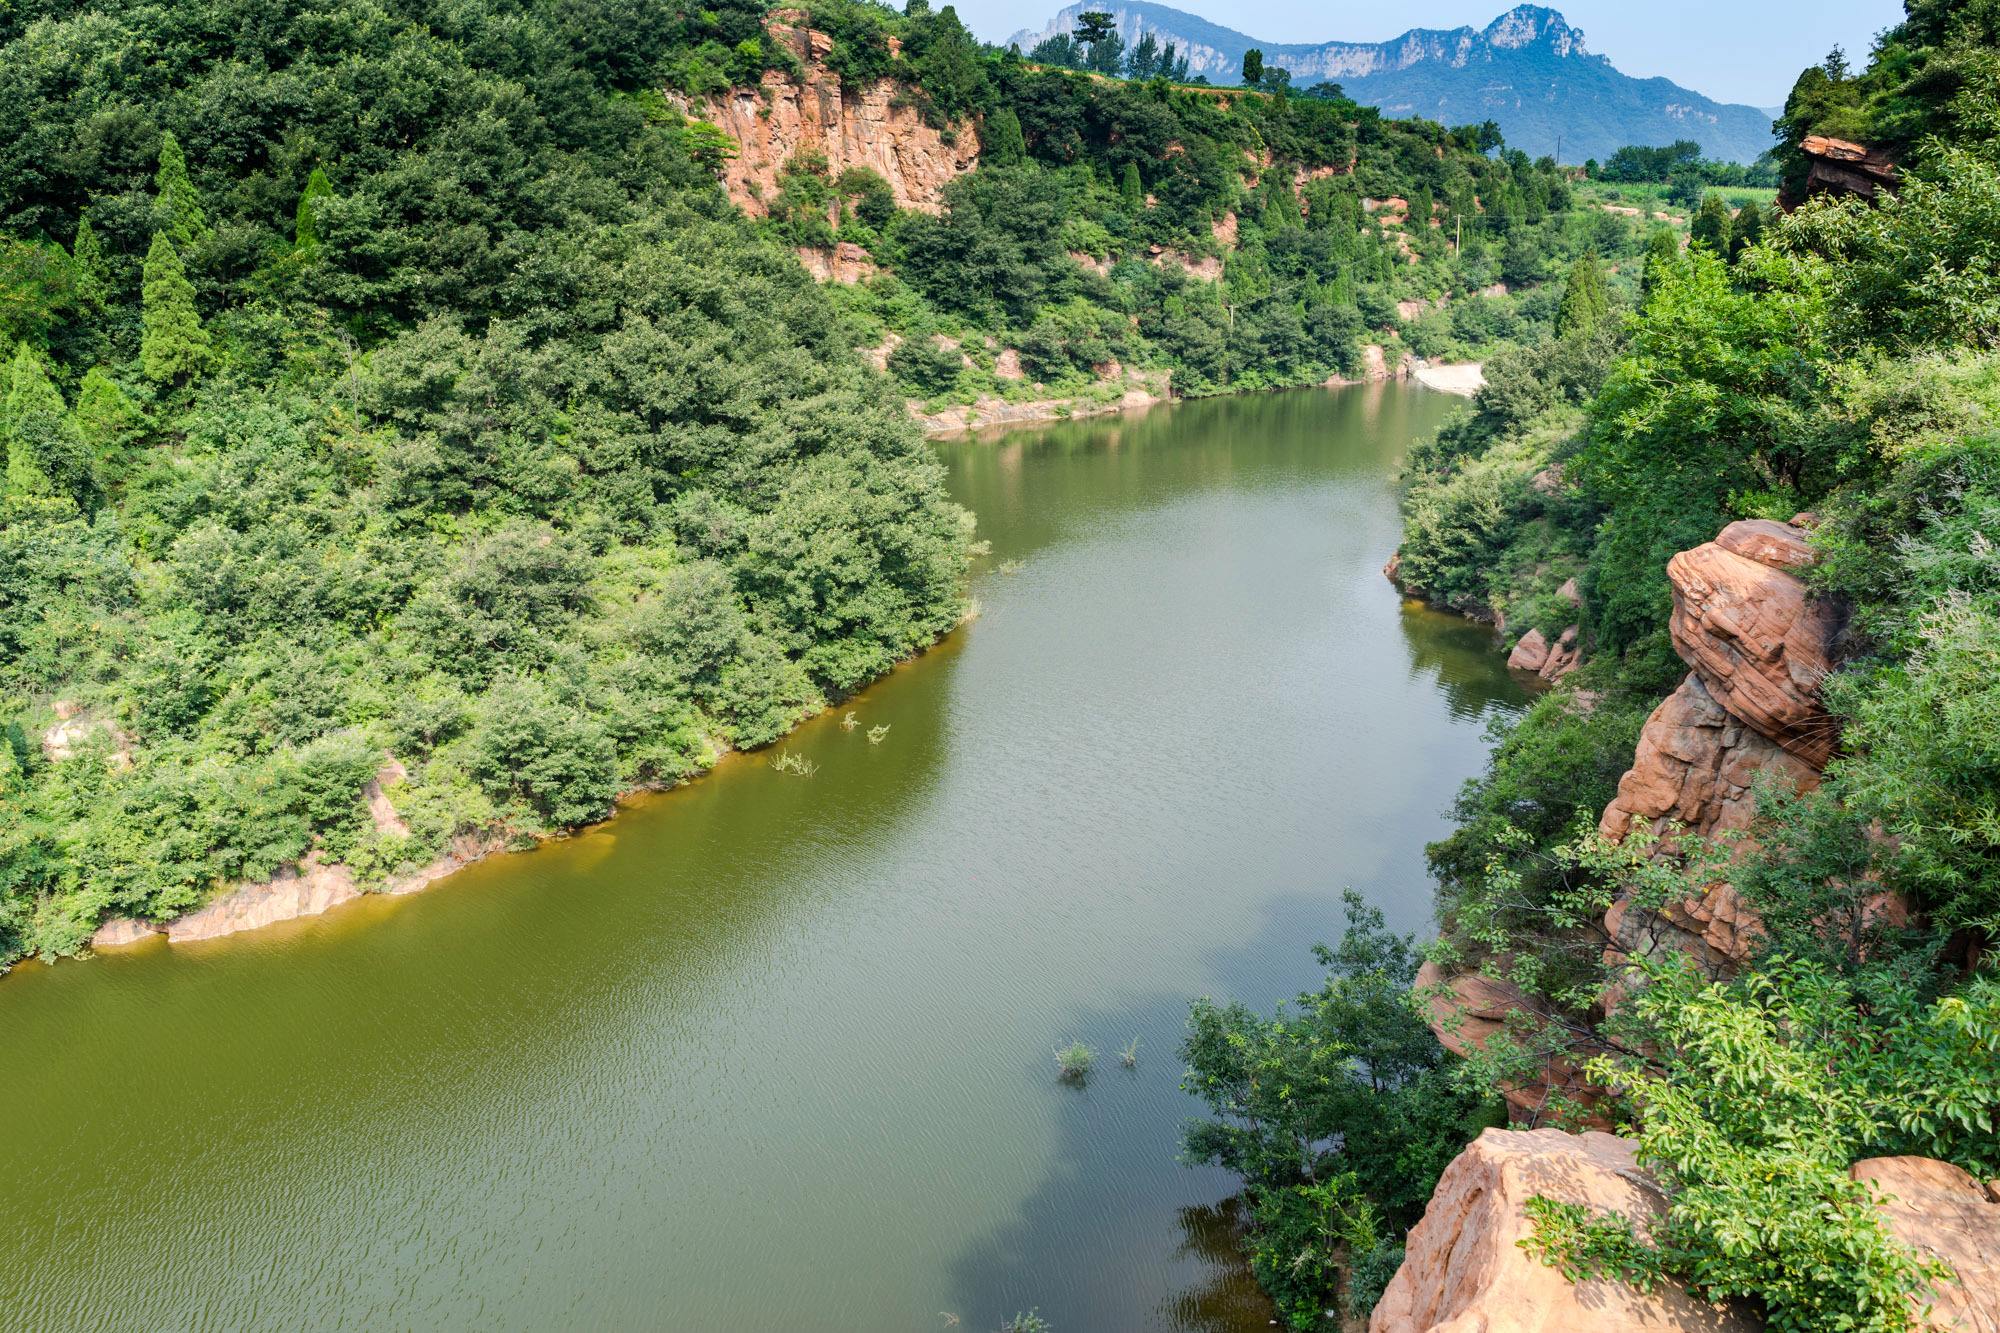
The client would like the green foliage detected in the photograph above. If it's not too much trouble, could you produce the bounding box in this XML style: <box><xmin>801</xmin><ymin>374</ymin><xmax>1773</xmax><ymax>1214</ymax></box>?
<box><xmin>138</xmin><ymin>234</ymin><xmax>208</xmax><ymax>383</ymax></box>
<box><xmin>294</xmin><ymin>168</ymin><xmax>334</xmax><ymax>250</ymax></box>
<box><xmin>152</xmin><ymin>131</ymin><xmax>207</xmax><ymax>251</ymax></box>
<box><xmin>1553</xmin><ymin>252</ymin><xmax>1609</xmax><ymax>338</ymax></box>
<box><xmin>1689</xmin><ymin>193</ymin><xmax>1732</xmax><ymax>254</ymax></box>
<box><xmin>1557</xmin><ymin>957</ymin><xmax>2000</xmax><ymax>1331</ymax></box>
<box><xmin>0</xmin><ymin>0</ymin><xmax>971</xmax><ymax>965</ymax></box>
<box><xmin>1182</xmin><ymin>892</ymin><xmax>1501</xmax><ymax>1327</ymax></box>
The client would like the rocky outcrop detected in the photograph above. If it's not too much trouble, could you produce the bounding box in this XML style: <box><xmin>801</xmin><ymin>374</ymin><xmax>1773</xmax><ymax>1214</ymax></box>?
<box><xmin>1371</xmin><ymin>1129</ymin><xmax>1757</xmax><ymax>1333</ymax></box>
<box><xmin>665</xmin><ymin>20</ymin><xmax>979</xmax><ymax>219</ymax></box>
<box><xmin>1597</xmin><ymin>519</ymin><xmax>1843</xmax><ymax>978</ymax></box>
<box><xmin>1854</xmin><ymin>1157</ymin><xmax>2000</xmax><ymax>1333</ymax></box>
<box><xmin>1415</xmin><ymin>961</ymin><xmax>1607</xmax><ymax>1126</ymax></box>
<box><xmin>166</xmin><ymin>857</ymin><xmax>361</xmax><ymax>942</ymax></box>
<box><xmin>1376</xmin><ymin>1134</ymin><xmax>2000</xmax><ymax>1332</ymax></box>
<box><xmin>1665</xmin><ymin>520</ymin><xmax>1842</xmax><ymax>768</ymax></box>
<box><xmin>916</xmin><ymin>384</ymin><xmax>1165</xmax><ymax>435</ymax></box>
<box><xmin>41</xmin><ymin>700</ymin><xmax>132</xmax><ymax>767</ymax></box>
<box><xmin>1506</xmin><ymin>624</ymin><xmax>1579</xmax><ymax>682</ymax></box>
<box><xmin>795</xmin><ymin>241</ymin><xmax>877</xmax><ymax>283</ymax></box>
<box><xmin>1599</xmin><ymin>673</ymin><xmax>1822</xmax><ymax>853</ymax></box>
<box><xmin>1783</xmin><ymin>135</ymin><xmax>1899</xmax><ymax>210</ymax></box>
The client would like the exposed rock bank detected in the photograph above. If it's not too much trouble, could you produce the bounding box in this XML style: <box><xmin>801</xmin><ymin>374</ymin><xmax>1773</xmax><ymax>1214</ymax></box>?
<box><xmin>1372</xmin><ymin>1129</ymin><xmax>1757</xmax><ymax>1333</ymax></box>
<box><xmin>664</xmin><ymin>16</ymin><xmax>978</xmax><ymax>219</ymax></box>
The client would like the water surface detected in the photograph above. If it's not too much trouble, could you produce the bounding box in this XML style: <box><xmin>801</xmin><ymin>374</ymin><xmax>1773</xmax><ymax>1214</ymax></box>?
<box><xmin>0</xmin><ymin>385</ymin><xmax>1524</xmax><ymax>1331</ymax></box>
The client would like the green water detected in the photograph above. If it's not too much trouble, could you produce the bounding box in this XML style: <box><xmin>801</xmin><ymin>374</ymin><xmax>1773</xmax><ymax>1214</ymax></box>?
<box><xmin>0</xmin><ymin>385</ymin><xmax>1524</xmax><ymax>1332</ymax></box>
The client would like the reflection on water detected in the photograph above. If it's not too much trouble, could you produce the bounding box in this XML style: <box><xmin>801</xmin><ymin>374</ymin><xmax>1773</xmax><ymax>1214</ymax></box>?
<box><xmin>0</xmin><ymin>385</ymin><xmax>1523</xmax><ymax>1332</ymax></box>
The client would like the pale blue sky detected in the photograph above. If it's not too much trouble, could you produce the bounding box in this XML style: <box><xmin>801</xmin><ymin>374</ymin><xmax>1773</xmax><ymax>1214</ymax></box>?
<box><xmin>962</xmin><ymin>0</ymin><xmax>1909</xmax><ymax>107</ymax></box>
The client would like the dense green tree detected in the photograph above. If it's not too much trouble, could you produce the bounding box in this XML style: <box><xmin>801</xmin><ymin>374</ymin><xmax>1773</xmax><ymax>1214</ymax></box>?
<box><xmin>1554</xmin><ymin>251</ymin><xmax>1609</xmax><ymax>337</ymax></box>
<box><xmin>294</xmin><ymin>168</ymin><xmax>334</xmax><ymax>250</ymax></box>
<box><xmin>152</xmin><ymin>131</ymin><xmax>207</xmax><ymax>251</ymax></box>
<box><xmin>1689</xmin><ymin>194</ymin><xmax>1733</xmax><ymax>253</ymax></box>
<box><xmin>2</xmin><ymin>340</ymin><xmax>61</xmax><ymax>497</ymax></box>
<box><xmin>1241</xmin><ymin>48</ymin><xmax>1264</xmax><ymax>87</ymax></box>
<box><xmin>981</xmin><ymin>106</ymin><xmax>1026</xmax><ymax>166</ymax></box>
<box><xmin>139</xmin><ymin>234</ymin><xmax>208</xmax><ymax>383</ymax></box>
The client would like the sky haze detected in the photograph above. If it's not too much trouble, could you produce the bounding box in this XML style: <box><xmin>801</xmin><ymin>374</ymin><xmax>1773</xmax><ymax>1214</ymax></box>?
<box><xmin>964</xmin><ymin>0</ymin><xmax>1908</xmax><ymax>107</ymax></box>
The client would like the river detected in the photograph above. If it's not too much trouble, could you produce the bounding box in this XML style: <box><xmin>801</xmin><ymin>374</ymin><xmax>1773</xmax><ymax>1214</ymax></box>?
<box><xmin>0</xmin><ymin>385</ymin><xmax>1525</xmax><ymax>1332</ymax></box>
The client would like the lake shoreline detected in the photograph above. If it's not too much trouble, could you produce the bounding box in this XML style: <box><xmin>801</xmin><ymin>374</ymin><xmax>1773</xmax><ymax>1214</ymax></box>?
<box><xmin>37</xmin><ymin>613</ymin><xmax>978</xmax><ymax>974</ymax></box>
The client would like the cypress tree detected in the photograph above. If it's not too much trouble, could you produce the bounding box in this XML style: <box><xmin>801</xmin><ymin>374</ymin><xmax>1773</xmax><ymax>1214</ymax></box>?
<box><xmin>3</xmin><ymin>342</ymin><xmax>66</xmax><ymax>499</ymax></box>
<box><xmin>71</xmin><ymin>213</ymin><xmax>109</xmax><ymax>304</ymax></box>
<box><xmin>1120</xmin><ymin>161</ymin><xmax>1143</xmax><ymax>211</ymax></box>
<box><xmin>982</xmin><ymin>107</ymin><xmax>1025</xmax><ymax>167</ymax></box>
<box><xmin>1729</xmin><ymin>201</ymin><xmax>1765</xmax><ymax>263</ymax></box>
<box><xmin>154</xmin><ymin>130</ymin><xmax>208</xmax><ymax>250</ymax></box>
<box><xmin>1555</xmin><ymin>252</ymin><xmax>1610</xmax><ymax>337</ymax></box>
<box><xmin>295</xmin><ymin>167</ymin><xmax>335</xmax><ymax>249</ymax></box>
<box><xmin>140</xmin><ymin>233</ymin><xmax>209</xmax><ymax>383</ymax></box>
<box><xmin>74</xmin><ymin>367</ymin><xmax>142</xmax><ymax>468</ymax></box>
<box><xmin>1640</xmin><ymin>227</ymin><xmax>1679</xmax><ymax>299</ymax></box>
<box><xmin>1690</xmin><ymin>194</ymin><xmax>1733</xmax><ymax>255</ymax></box>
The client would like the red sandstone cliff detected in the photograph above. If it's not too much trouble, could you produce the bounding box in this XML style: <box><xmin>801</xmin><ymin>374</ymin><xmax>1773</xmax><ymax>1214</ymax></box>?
<box><xmin>663</xmin><ymin>18</ymin><xmax>979</xmax><ymax>220</ymax></box>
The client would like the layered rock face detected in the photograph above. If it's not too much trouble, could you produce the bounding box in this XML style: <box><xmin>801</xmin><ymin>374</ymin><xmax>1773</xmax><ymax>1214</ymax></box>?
<box><xmin>1371</xmin><ymin>1129</ymin><xmax>1757</xmax><ymax>1333</ymax></box>
<box><xmin>1598</xmin><ymin>519</ymin><xmax>1842</xmax><ymax>976</ymax></box>
<box><xmin>666</xmin><ymin>21</ymin><xmax>978</xmax><ymax>221</ymax></box>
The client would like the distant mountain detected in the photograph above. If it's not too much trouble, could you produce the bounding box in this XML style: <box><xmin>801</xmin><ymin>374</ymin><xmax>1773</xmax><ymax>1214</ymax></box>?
<box><xmin>1003</xmin><ymin>3</ymin><xmax>1777</xmax><ymax>164</ymax></box>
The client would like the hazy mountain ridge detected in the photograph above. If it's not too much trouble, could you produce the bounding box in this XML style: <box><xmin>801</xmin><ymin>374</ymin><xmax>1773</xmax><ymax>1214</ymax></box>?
<box><xmin>1003</xmin><ymin>3</ymin><xmax>1777</xmax><ymax>163</ymax></box>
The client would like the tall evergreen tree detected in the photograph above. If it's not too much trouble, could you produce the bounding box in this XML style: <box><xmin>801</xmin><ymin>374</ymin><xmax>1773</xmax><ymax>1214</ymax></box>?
<box><xmin>1728</xmin><ymin>200</ymin><xmax>1766</xmax><ymax>262</ymax></box>
<box><xmin>1120</xmin><ymin>161</ymin><xmax>1143</xmax><ymax>210</ymax></box>
<box><xmin>3</xmin><ymin>342</ymin><xmax>69</xmax><ymax>499</ymax></box>
<box><xmin>1241</xmin><ymin>48</ymin><xmax>1264</xmax><ymax>87</ymax></box>
<box><xmin>294</xmin><ymin>167</ymin><xmax>334</xmax><ymax>250</ymax></box>
<box><xmin>73</xmin><ymin>366</ymin><xmax>142</xmax><ymax>471</ymax></box>
<box><xmin>154</xmin><ymin>130</ymin><xmax>208</xmax><ymax>249</ymax></box>
<box><xmin>1640</xmin><ymin>227</ymin><xmax>1680</xmax><ymax>299</ymax></box>
<box><xmin>1690</xmin><ymin>194</ymin><xmax>1733</xmax><ymax>255</ymax></box>
<box><xmin>140</xmin><ymin>233</ymin><xmax>208</xmax><ymax>382</ymax></box>
<box><xmin>981</xmin><ymin>107</ymin><xmax>1026</xmax><ymax>166</ymax></box>
<box><xmin>71</xmin><ymin>213</ymin><xmax>108</xmax><ymax>304</ymax></box>
<box><xmin>1555</xmin><ymin>251</ymin><xmax>1610</xmax><ymax>337</ymax></box>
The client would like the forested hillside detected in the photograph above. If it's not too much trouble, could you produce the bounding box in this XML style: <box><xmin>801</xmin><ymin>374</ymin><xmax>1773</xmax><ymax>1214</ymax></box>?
<box><xmin>718</xmin><ymin>1</ymin><xmax>1645</xmax><ymax>406</ymax></box>
<box><xmin>1181</xmin><ymin>2</ymin><xmax>2000</xmax><ymax>1327</ymax></box>
<box><xmin>0</xmin><ymin>0</ymin><xmax>974</xmax><ymax>963</ymax></box>
<box><xmin>0</xmin><ymin>0</ymin><xmax>1662</xmax><ymax>966</ymax></box>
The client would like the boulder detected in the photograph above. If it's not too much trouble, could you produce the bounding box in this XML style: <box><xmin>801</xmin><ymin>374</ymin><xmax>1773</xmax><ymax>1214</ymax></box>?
<box><xmin>1371</xmin><ymin>1129</ymin><xmax>1756</xmax><ymax>1332</ymax></box>
<box><xmin>1853</xmin><ymin>1157</ymin><xmax>2000</xmax><ymax>1332</ymax></box>
<box><xmin>1507</xmin><ymin>628</ymin><xmax>1551</xmax><ymax>673</ymax></box>
<box><xmin>1539</xmin><ymin>625</ymin><xmax>1581</xmax><ymax>682</ymax></box>
<box><xmin>1666</xmin><ymin>520</ymin><xmax>1842</xmax><ymax>768</ymax></box>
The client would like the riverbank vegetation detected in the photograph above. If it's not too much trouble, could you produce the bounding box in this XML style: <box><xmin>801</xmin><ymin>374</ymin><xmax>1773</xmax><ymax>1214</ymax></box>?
<box><xmin>1191</xmin><ymin>2</ymin><xmax>2000</xmax><ymax>1326</ymax></box>
<box><xmin>1392</xmin><ymin>4</ymin><xmax>2000</xmax><ymax>1328</ymax></box>
<box><xmin>0</xmin><ymin>0</ymin><xmax>972</xmax><ymax>965</ymax></box>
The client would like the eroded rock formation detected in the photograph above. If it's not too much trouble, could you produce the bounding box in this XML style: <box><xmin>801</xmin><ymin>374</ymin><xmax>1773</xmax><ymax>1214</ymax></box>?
<box><xmin>1597</xmin><ymin>519</ymin><xmax>1843</xmax><ymax>977</ymax></box>
<box><xmin>1371</xmin><ymin>1129</ymin><xmax>1757</xmax><ymax>1333</ymax></box>
<box><xmin>1783</xmin><ymin>135</ymin><xmax>1899</xmax><ymax>210</ymax></box>
<box><xmin>664</xmin><ymin>20</ymin><xmax>978</xmax><ymax>220</ymax></box>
